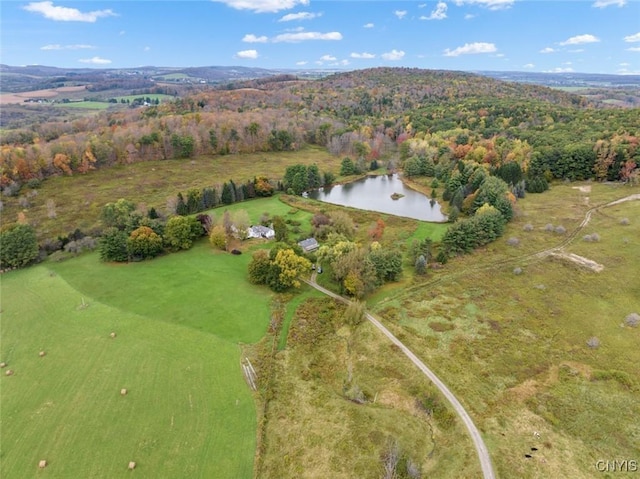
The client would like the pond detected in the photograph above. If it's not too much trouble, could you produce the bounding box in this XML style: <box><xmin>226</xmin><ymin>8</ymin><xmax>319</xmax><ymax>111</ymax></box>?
<box><xmin>306</xmin><ymin>174</ymin><xmax>447</xmax><ymax>222</ymax></box>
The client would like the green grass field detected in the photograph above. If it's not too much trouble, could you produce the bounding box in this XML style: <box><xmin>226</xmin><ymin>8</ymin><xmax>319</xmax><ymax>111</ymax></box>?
<box><xmin>113</xmin><ymin>94</ymin><xmax>176</xmax><ymax>103</ymax></box>
<box><xmin>54</xmin><ymin>101</ymin><xmax>111</xmax><ymax>110</ymax></box>
<box><xmin>1</xmin><ymin>241</ymin><xmax>273</xmax><ymax>478</ymax></box>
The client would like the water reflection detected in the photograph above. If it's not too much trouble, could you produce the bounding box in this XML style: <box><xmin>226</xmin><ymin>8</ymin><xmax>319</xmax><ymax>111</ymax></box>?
<box><xmin>307</xmin><ymin>174</ymin><xmax>447</xmax><ymax>222</ymax></box>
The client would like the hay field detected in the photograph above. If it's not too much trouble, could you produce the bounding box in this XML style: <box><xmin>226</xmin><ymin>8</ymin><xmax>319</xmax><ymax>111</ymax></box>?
<box><xmin>0</xmin><ymin>242</ymin><xmax>272</xmax><ymax>478</ymax></box>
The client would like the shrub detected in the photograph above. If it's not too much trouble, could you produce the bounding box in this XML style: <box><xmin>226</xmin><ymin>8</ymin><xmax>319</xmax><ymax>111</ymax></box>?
<box><xmin>625</xmin><ymin>313</ymin><xmax>639</xmax><ymax>328</ymax></box>
<box><xmin>26</xmin><ymin>178</ymin><xmax>42</xmax><ymax>189</ymax></box>
<box><xmin>523</xmin><ymin>223</ymin><xmax>534</xmax><ymax>232</ymax></box>
<box><xmin>620</xmin><ymin>217</ymin><xmax>630</xmax><ymax>225</ymax></box>
<box><xmin>513</xmin><ymin>267</ymin><xmax>523</xmax><ymax>275</ymax></box>
<box><xmin>506</xmin><ymin>237</ymin><xmax>520</xmax><ymax>247</ymax></box>
<box><xmin>127</xmin><ymin>226</ymin><xmax>163</xmax><ymax>259</ymax></box>
<box><xmin>99</xmin><ymin>227</ymin><xmax>128</xmax><ymax>262</ymax></box>
<box><xmin>415</xmin><ymin>255</ymin><xmax>427</xmax><ymax>275</ymax></box>
<box><xmin>544</xmin><ymin>223</ymin><xmax>554</xmax><ymax>232</ymax></box>
<box><xmin>554</xmin><ymin>225</ymin><xmax>566</xmax><ymax>234</ymax></box>
<box><xmin>0</xmin><ymin>223</ymin><xmax>39</xmax><ymax>269</ymax></box>
<box><xmin>164</xmin><ymin>216</ymin><xmax>201</xmax><ymax>251</ymax></box>
<box><xmin>583</xmin><ymin>233</ymin><xmax>600</xmax><ymax>242</ymax></box>
<box><xmin>586</xmin><ymin>337</ymin><xmax>600</xmax><ymax>349</ymax></box>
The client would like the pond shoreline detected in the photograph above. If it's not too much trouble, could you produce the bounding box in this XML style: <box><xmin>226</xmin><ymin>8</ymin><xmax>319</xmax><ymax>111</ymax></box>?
<box><xmin>306</xmin><ymin>172</ymin><xmax>448</xmax><ymax>223</ymax></box>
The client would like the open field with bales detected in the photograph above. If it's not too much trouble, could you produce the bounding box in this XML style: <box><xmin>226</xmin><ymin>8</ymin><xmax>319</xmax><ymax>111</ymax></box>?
<box><xmin>0</xmin><ymin>241</ymin><xmax>273</xmax><ymax>478</ymax></box>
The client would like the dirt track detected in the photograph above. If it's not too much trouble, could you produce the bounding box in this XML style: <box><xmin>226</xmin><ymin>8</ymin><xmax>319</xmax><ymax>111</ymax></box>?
<box><xmin>304</xmin><ymin>274</ymin><xmax>497</xmax><ymax>479</ymax></box>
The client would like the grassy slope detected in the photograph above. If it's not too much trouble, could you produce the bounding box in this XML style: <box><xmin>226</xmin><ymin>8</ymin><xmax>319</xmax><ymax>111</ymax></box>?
<box><xmin>3</xmin><ymin>146</ymin><xmax>340</xmax><ymax>241</ymax></box>
<box><xmin>258</xmin><ymin>297</ymin><xmax>479</xmax><ymax>479</ymax></box>
<box><xmin>1</xmin><ymin>242</ymin><xmax>273</xmax><ymax>478</ymax></box>
<box><xmin>372</xmin><ymin>182</ymin><xmax>640</xmax><ymax>478</ymax></box>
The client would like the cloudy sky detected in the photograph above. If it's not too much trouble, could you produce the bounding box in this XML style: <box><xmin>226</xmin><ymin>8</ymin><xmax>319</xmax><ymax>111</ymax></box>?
<box><xmin>1</xmin><ymin>0</ymin><xmax>639</xmax><ymax>74</ymax></box>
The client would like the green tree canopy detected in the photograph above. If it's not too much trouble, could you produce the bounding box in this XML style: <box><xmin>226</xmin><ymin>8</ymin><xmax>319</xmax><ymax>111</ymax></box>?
<box><xmin>0</xmin><ymin>223</ymin><xmax>39</xmax><ymax>269</ymax></box>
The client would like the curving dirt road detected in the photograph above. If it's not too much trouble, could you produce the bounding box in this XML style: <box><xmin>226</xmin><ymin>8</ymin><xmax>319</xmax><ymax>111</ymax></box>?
<box><xmin>304</xmin><ymin>275</ymin><xmax>496</xmax><ymax>479</ymax></box>
<box><xmin>301</xmin><ymin>193</ymin><xmax>639</xmax><ymax>479</ymax></box>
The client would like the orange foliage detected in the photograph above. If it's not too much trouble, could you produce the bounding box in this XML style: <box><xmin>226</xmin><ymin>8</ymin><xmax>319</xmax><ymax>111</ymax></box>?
<box><xmin>78</xmin><ymin>147</ymin><xmax>97</xmax><ymax>174</ymax></box>
<box><xmin>53</xmin><ymin>153</ymin><xmax>73</xmax><ymax>176</ymax></box>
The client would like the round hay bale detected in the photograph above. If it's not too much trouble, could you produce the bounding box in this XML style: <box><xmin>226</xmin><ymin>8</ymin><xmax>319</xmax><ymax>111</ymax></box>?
<box><xmin>38</xmin><ymin>460</ymin><xmax>47</xmax><ymax>468</ymax></box>
<box><xmin>39</xmin><ymin>351</ymin><xmax>46</xmax><ymax>357</ymax></box>
<box><xmin>120</xmin><ymin>388</ymin><xmax>128</xmax><ymax>396</ymax></box>
<box><xmin>0</xmin><ymin>362</ymin><xmax>6</xmax><ymax>368</ymax></box>
<box><xmin>128</xmin><ymin>461</ymin><xmax>136</xmax><ymax>470</ymax></box>
<box><xmin>110</xmin><ymin>332</ymin><xmax>117</xmax><ymax>338</ymax></box>
<box><xmin>5</xmin><ymin>369</ymin><xmax>14</xmax><ymax>376</ymax></box>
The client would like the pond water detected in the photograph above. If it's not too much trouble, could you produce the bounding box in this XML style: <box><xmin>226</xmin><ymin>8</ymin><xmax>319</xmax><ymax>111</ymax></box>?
<box><xmin>306</xmin><ymin>174</ymin><xmax>447</xmax><ymax>222</ymax></box>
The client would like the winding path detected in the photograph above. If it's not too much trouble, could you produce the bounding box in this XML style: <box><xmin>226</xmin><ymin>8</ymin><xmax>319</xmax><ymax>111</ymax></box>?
<box><xmin>301</xmin><ymin>193</ymin><xmax>639</xmax><ymax>479</ymax></box>
<box><xmin>304</xmin><ymin>275</ymin><xmax>496</xmax><ymax>479</ymax></box>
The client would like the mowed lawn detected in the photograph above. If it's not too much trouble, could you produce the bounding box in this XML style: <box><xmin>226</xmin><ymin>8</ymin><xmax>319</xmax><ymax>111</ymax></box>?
<box><xmin>1</xmin><ymin>242</ymin><xmax>273</xmax><ymax>478</ymax></box>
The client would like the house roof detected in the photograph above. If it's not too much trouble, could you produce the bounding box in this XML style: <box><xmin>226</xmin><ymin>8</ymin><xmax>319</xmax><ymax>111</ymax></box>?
<box><xmin>250</xmin><ymin>225</ymin><xmax>274</xmax><ymax>234</ymax></box>
<box><xmin>298</xmin><ymin>238</ymin><xmax>319</xmax><ymax>250</ymax></box>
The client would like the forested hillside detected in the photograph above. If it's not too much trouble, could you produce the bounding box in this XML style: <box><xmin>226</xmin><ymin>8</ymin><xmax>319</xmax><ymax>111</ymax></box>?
<box><xmin>1</xmin><ymin>67</ymin><xmax>638</xmax><ymax>233</ymax></box>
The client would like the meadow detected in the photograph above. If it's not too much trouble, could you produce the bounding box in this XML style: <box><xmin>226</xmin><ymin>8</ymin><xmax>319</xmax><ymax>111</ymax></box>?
<box><xmin>371</xmin><ymin>182</ymin><xmax>640</xmax><ymax>478</ymax></box>
<box><xmin>2</xmin><ymin>146</ymin><xmax>341</xmax><ymax>241</ymax></box>
<box><xmin>0</xmin><ymin>241</ymin><xmax>272</xmax><ymax>478</ymax></box>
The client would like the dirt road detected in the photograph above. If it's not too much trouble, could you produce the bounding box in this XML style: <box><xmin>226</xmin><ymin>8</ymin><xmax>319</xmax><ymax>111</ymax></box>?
<box><xmin>304</xmin><ymin>275</ymin><xmax>496</xmax><ymax>479</ymax></box>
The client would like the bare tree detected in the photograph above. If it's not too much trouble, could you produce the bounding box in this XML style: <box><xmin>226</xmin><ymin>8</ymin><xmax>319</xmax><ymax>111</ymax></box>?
<box><xmin>382</xmin><ymin>439</ymin><xmax>400</xmax><ymax>479</ymax></box>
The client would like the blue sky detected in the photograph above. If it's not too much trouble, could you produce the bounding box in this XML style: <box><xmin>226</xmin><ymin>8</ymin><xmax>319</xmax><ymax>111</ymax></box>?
<box><xmin>1</xmin><ymin>0</ymin><xmax>639</xmax><ymax>74</ymax></box>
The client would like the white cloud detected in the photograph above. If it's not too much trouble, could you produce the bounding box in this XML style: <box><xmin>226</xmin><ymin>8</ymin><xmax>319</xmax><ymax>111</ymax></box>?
<box><xmin>464</xmin><ymin>13</ymin><xmax>476</xmax><ymax>19</ymax></box>
<box><xmin>453</xmin><ymin>0</ymin><xmax>514</xmax><ymax>10</ymax></box>
<box><xmin>523</xmin><ymin>63</ymin><xmax>535</xmax><ymax>68</ymax></box>
<box><xmin>119</xmin><ymin>30</ymin><xmax>125</xmax><ymax>36</ymax></box>
<box><xmin>627</xmin><ymin>47</ymin><xmax>640</xmax><ymax>52</ymax></box>
<box><xmin>144</xmin><ymin>46</ymin><xmax>151</xmax><ymax>52</ymax></box>
<box><xmin>320</xmin><ymin>54</ymin><xmax>336</xmax><ymax>61</ymax></box>
<box><xmin>495</xmin><ymin>53</ymin><xmax>505</xmax><ymax>57</ymax></box>
<box><xmin>79</xmin><ymin>56</ymin><xmax>112</xmax><ymax>65</ymax></box>
<box><xmin>444</xmin><ymin>42</ymin><xmax>497</xmax><ymax>56</ymax></box>
<box><xmin>236</xmin><ymin>49</ymin><xmax>258</xmax><ymax>59</ymax></box>
<box><xmin>593</xmin><ymin>0</ymin><xmax>626</xmax><ymax>7</ymax></box>
<box><xmin>363</xmin><ymin>22</ymin><xmax>374</xmax><ymax>28</ymax></box>
<box><xmin>212</xmin><ymin>0</ymin><xmax>309</xmax><ymax>13</ymax></box>
<box><xmin>279</xmin><ymin>11</ymin><xmax>321</xmax><ymax>21</ymax></box>
<box><xmin>272</xmin><ymin>31</ymin><xmax>342</xmax><ymax>42</ymax></box>
<box><xmin>242</xmin><ymin>34</ymin><xmax>268</xmax><ymax>43</ymax></box>
<box><xmin>569</xmin><ymin>49</ymin><xmax>585</xmax><ymax>53</ymax></box>
<box><xmin>339</xmin><ymin>59</ymin><xmax>350</xmax><ymax>66</ymax></box>
<box><xmin>296</xmin><ymin>61</ymin><xmax>308</xmax><ymax>65</ymax></box>
<box><xmin>41</xmin><ymin>44</ymin><xmax>94</xmax><ymax>50</ymax></box>
<box><xmin>544</xmin><ymin>67</ymin><xmax>574</xmax><ymax>73</ymax></box>
<box><xmin>619</xmin><ymin>62</ymin><xmax>630</xmax><ymax>66</ymax></box>
<box><xmin>351</xmin><ymin>52</ymin><xmax>376</xmax><ymax>59</ymax></box>
<box><xmin>624</xmin><ymin>32</ymin><xmax>640</xmax><ymax>43</ymax></box>
<box><xmin>420</xmin><ymin>2</ymin><xmax>447</xmax><ymax>20</ymax></box>
<box><xmin>381</xmin><ymin>49</ymin><xmax>405</xmax><ymax>60</ymax></box>
<box><xmin>24</xmin><ymin>1</ymin><xmax>116</xmax><ymax>22</ymax></box>
<box><xmin>394</xmin><ymin>10</ymin><xmax>407</xmax><ymax>19</ymax></box>
<box><xmin>540</xmin><ymin>47</ymin><xmax>556</xmax><ymax>53</ymax></box>
<box><xmin>559</xmin><ymin>34</ymin><xmax>600</xmax><ymax>46</ymax></box>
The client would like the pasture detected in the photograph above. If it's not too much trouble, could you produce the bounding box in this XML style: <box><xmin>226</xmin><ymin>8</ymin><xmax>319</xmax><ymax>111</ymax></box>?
<box><xmin>0</xmin><ymin>241</ymin><xmax>273</xmax><ymax>478</ymax></box>
<box><xmin>372</xmin><ymin>182</ymin><xmax>640</xmax><ymax>478</ymax></box>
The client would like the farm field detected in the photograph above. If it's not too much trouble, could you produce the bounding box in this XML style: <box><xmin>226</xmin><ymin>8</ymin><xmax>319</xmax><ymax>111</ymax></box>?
<box><xmin>0</xmin><ymin>241</ymin><xmax>273</xmax><ymax>478</ymax></box>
